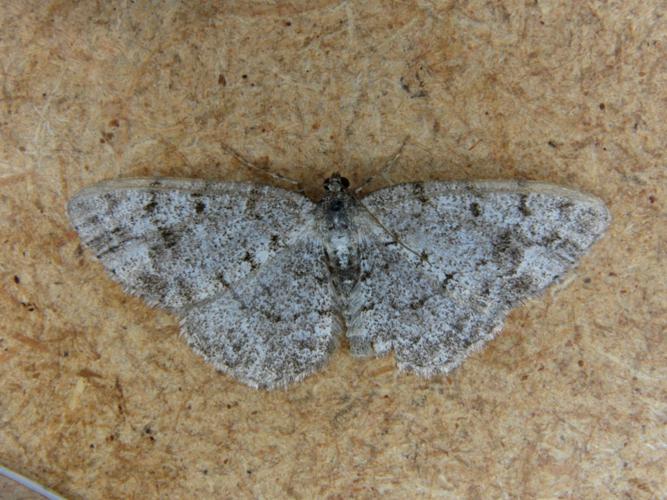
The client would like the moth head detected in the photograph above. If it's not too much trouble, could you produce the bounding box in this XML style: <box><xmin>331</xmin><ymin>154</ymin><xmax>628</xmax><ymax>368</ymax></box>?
<box><xmin>323</xmin><ymin>173</ymin><xmax>350</xmax><ymax>193</ymax></box>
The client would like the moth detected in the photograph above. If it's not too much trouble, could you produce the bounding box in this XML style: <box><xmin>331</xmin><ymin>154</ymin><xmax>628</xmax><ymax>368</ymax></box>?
<box><xmin>68</xmin><ymin>174</ymin><xmax>609</xmax><ymax>388</ymax></box>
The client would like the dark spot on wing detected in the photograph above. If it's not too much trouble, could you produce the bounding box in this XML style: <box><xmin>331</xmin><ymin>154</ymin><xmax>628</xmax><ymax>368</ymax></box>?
<box><xmin>102</xmin><ymin>244</ymin><xmax>123</xmax><ymax>257</ymax></box>
<box><xmin>264</xmin><ymin>311</ymin><xmax>282</xmax><ymax>323</ymax></box>
<box><xmin>360</xmin><ymin>302</ymin><xmax>375</xmax><ymax>313</ymax></box>
<box><xmin>494</xmin><ymin>229</ymin><xmax>513</xmax><ymax>253</ymax></box>
<box><xmin>102</xmin><ymin>193</ymin><xmax>119</xmax><ymax>209</ymax></box>
<box><xmin>558</xmin><ymin>200</ymin><xmax>574</xmax><ymax>213</ymax></box>
<box><xmin>215</xmin><ymin>272</ymin><xmax>230</xmax><ymax>288</ymax></box>
<box><xmin>493</xmin><ymin>229</ymin><xmax>524</xmax><ymax>265</ymax></box>
<box><xmin>194</xmin><ymin>201</ymin><xmax>206</xmax><ymax>213</ymax></box>
<box><xmin>313</xmin><ymin>271</ymin><xmax>327</xmax><ymax>286</ymax></box>
<box><xmin>412</xmin><ymin>183</ymin><xmax>429</xmax><ymax>203</ymax></box>
<box><xmin>518</xmin><ymin>194</ymin><xmax>532</xmax><ymax>216</ymax></box>
<box><xmin>242</xmin><ymin>251</ymin><xmax>259</xmax><ymax>270</ymax></box>
<box><xmin>420</xmin><ymin>250</ymin><xmax>430</xmax><ymax>262</ymax></box>
<box><xmin>144</xmin><ymin>200</ymin><xmax>158</xmax><ymax>213</ymax></box>
<box><xmin>160</xmin><ymin>228</ymin><xmax>179</xmax><ymax>248</ymax></box>
<box><xmin>555</xmin><ymin>238</ymin><xmax>581</xmax><ymax>259</ymax></box>
<box><xmin>441</xmin><ymin>272</ymin><xmax>455</xmax><ymax>289</ymax></box>
<box><xmin>541</xmin><ymin>231</ymin><xmax>561</xmax><ymax>246</ymax></box>
<box><xmin>138</xmin><ymin>273</ymin><xmax>167</xmax><ymax>297</ymax></box>
<box><xmin>86</xmin><ymin>215</ymin><xmax>100</xmax><ymax>227</ymax></box>
<box><xmin>507</xmin><ymin>275</ymin><xmax>534</xmax><ymax>299</ymax></box>
<box><xmin>409</xmin><ymin>297</ymin><xmax>427</xmax><ymax>310</ymax></box>
<box><xmin>177</xmin><ymin>281</ymin><xmax>194</xmax><ymax>303</ymax></box>
<box><xmin>469</xmin><ymin>202</ymin><xmax>482</xmax><ymax>217</ymax></box>
<box><xmin>464</xmin><ymin>183</ymin><xmax>484</xmax><ymax>197</ymax></box>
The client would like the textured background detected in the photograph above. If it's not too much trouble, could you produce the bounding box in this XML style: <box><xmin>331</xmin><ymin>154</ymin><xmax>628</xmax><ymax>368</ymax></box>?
<box><xmin>1</xmin><ymin>1</ymin><xmax>665</xmax><ymax>498</ymax></box>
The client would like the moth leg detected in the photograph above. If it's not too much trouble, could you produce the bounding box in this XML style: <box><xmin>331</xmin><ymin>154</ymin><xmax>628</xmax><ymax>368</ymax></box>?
<box><xmin>354</xmin><ymin>136</ymin><xmax>410</xmax><ymax>195</ymax></box>
<box><xmin>220</xmin><ymin>142</ymin><xmax>305</xmax><ymax>193</ymax></box>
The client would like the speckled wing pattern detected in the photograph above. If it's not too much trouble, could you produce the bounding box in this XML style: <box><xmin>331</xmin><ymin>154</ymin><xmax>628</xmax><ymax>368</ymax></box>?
<box><xmin>181</xmin><ymin>237</ymin><xmax>339</xmax><ymax>388</ymax></box>
<box><xmin>68</xmin><ymin>178</ymin><xmax>338</xmax><ymax>388</ymax></box>
<box><xmin>352</xmin><ymin>181</ymin><xmax>609</xmax><ymax>375</ymax></box>
<box><xmin>69</xmin><ymin>177</ymin><xmax>608</xmax><ymax>389</ymax></box>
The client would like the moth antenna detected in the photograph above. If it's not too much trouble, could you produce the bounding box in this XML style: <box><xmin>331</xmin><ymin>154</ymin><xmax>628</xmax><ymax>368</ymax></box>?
<box><xmin>354</xmin><ymin>136</ymin><xmax>410</xmax><ymax>194</ymax></box>
<box><xmin>220</xmin><ymin>143</ymin><xmax>304</xmax><ymax>192</ymax></box>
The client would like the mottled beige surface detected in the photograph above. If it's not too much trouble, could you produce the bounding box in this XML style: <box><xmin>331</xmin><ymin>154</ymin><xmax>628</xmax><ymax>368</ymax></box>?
<box><xmin>1</xmin><ymin>1</ymin><xmax>665</xmax><ymax>498</ymax></box>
